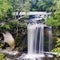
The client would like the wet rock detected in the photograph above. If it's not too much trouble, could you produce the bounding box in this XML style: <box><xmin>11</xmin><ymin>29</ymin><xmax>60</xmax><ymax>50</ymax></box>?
<box><xmin>0</xmin><ymin>49</ymin><xmax>22</xmax><ymax>60</ymax></box>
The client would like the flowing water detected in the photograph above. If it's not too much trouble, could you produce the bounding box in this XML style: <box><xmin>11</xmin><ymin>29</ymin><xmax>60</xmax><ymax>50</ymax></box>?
<box><xmin>19</xmin><ymin>20</ymin><xmax>53</xmax><ymax>60</ymax></box>
<box><xmin>20</xmin><ymin>23</ymin><xmax>45</xmax><ymax>60</ymax></box>
<box><xmin>27</xmin><ymin>23</ymin><xmax>45</xmax><ymax>54</ymax></box>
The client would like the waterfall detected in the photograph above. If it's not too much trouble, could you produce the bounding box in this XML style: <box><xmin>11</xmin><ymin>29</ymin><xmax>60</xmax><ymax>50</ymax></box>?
<box><xmin>27</xmin><ymin>23</ymin><xmax>37</xmax><ymax>54</ymax></box>
<box><xmin>17</xmin><ymin>12</ymin><xmax>53</xmax><ymax>60</ymax></box>
<box><xmin>39</xmin><ymin>24</ymin><xmax>44</xmax><ymax>53</ymax></box>
<box><xmin>27</xmin><ymin>23</ymin><xmax>44</xmax><ymax>54</ymax></box>
<box><xmin>19</xmin><ymin>21</ymin><xmax>53</xmax><ymax>60</ymax></box>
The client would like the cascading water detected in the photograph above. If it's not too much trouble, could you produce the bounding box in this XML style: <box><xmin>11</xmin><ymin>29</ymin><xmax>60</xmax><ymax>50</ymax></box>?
<box><xmin>18</xmin><ymin>18</ymin><xmax>53</xmax><ymax>60</ymax></box>
<box><xmin>27</xmin><ymin>23</ymin><xmax>37</xmax><ymax>54</ymax></box>
<box><xmin>18</xmin><ymin>20</ymin><xmax>53</xmax><ymax>60</ymax></box>
<box><xmin>27</xmin><ymin>23</ymin><xmax>44</xmax><ymax>54</ymax></box>
<box><xmin>20</xmin><ymin>22</ymin><xmax>46</xmax><ymax>60</ymax></box>
<box><xmin>39</xmin><ymin>24</ymin><xmax>44</xmax><ymax>53</ymax></box>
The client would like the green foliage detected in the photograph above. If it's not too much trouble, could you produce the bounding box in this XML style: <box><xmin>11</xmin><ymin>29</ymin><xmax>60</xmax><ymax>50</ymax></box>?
<box><xmin>52</xmin><ymin>38</ymin><xmax>60</xmax><ymax>51</ymax></box>
<box><xmin>0</xmin><ymin>0</ymin><xmax>12</xmax><ymax>21</ymax></box>
<box><xmin>51</xmin><ymin>48</ymin><xmax>60</xmax><ymax>57</ymax></box>
<box><xmin>10</xmin><ymin>0</ymin><xmax>31</xmax><ymax>12</ymax></box>
<box><xmin>31</xmin><ymin>0</ymin><xmax>54</xmax><ymax>11</ymax></box>
<box><xmin>0</xmin><ymin>20</ymin><xmax>21</xmax><ymax>31</ymax></box>
<box><xmin>8</xmin><ymin>20</ymin><xmax>20</xmax><ymax>29</ymax></box>
<box><xmin>10</xmin><ymin>0</ymin><xmax>54</xmax><ymax>12</ymax></box>
<box><xmin>46</xmin><ymin>16</ymin><xmax>60</xmax><ymax>27</ymax></box>
<box><xmin>0</xmin><ymin>19</ymin><xmax>27</xmax><ymax>33</ymax></box>
<box><xmin>52</xmin><ymin>48</ymin><xmax>60</xmax><ymax>52</ymax></box>
<box><xmin>51</xmin><ymin>38</ymin><xmax>60</xmax><ymax>57</ymax></box>
<box><xmin>46</xmin><ymin>0</ymin><xmax>60</xmax><ymax>27</ymax></box>
<box><xmin>0</xmin><ymin>54</ymin><xmax>5</xmax><ymax>60</ymax></box>
<box><xmin>55</xmin><ymin>38</ymin><xmax>60</xmax><ymax>47</ymax></box>
<box><xmin>0</xmin><ymin>24</ymin><xmax>10</xmax><ymax>31</ymax></box>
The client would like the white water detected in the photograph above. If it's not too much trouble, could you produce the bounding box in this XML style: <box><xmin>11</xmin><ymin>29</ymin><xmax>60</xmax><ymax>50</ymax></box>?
<box><xmin>27</xmin><ymin>23</ymin><xmax>45</xmax><ymax>54</ymax></box>
<box><xmin>39</xmin><ymin>24</ymin><xmax>44</xmax><ymax>53</ymax></box>
<box><xmin>20</xmin><ymin>21</ymin><xmax>52</xmax><ymax>60</ymax></box>
<box><xmin>27</xmin><ymin>23</ymin><xmax>37</xmax><ymax>54</ymax></box>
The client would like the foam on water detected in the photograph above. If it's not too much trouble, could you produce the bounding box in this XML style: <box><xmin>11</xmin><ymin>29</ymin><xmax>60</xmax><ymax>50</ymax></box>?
<box><xmin>18</xmin><ymin>53</ymin><xmax>45</xmax><ymax>60</ymax></box>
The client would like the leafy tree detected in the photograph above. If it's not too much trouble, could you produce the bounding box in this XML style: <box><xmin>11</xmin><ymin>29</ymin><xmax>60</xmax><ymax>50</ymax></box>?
<box><xmin>46</xmin><ymin>0</ymin><xmax>60</xmax><ymax>26</ymax></box>
<box><xmin>31</xmin><ymin>0</ymin><xmax>54</xmax><ymax>11</ymax></box>
<box><xmin>10</xmin><ymin>0</ymin><xmax>31</xmax><ymax>19</ymax></box>
<box><xmin>46</xmin><ymin>0</ymin><xmax>60</xmax><ymax>53</ymax></box>
<box><xmin>0</xmin><ymin>0</ymin><xmax>12</xmax><ymax>21</ymax></box>
<box><xmin>10</xmin><ymin>0</ymin><xmax>55</xmax><ymax>12</ymax></box>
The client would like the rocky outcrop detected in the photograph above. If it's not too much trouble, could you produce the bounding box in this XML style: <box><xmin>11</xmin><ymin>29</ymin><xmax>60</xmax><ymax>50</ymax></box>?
<box><xmin>2</xmin><ymin>32</ymin><xmax>15</xmax><ymax>50</ymax></box>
